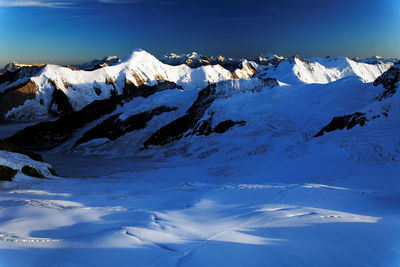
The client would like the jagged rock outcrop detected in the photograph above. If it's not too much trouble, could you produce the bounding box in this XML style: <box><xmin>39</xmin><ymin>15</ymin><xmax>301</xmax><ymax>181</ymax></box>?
<box><xmin>255</xmin><ymin>53</ymin><xmax>285</xmax><ymax>66</ymax></box>
<box><xmin>213</xmin><ymin>120</ymin><xmax>246</xmax><ymax>134</ymax></box>
<box><xmin>0</xmin><ymin>65</ymin><xmax>45</xmax><ymax>87</ymax></box>
<box><xmin>143</xmin><ymin>84</ymin><xmax>217</xmax><ymax>147</ymax></box>
<box><xmin>7</xmin><ymin>96</ymin><xmax>123</xmax><ymax>150</ymax></box>
<box><xmin>314</xmin><ymin>112</ymin><xmax>367</xmax><ymax>137</ymax></box>
<box><xmin>73</xmin><ymin>56</ymin><xmax>121</xmax><ymax>71</ymax></box>
<box><xmin>123</xmin><ymin>80</ymin><xmax>183</xmax><ymax>98</ymax></box>
<box><xmin>48</xmin><ymin>80</ymin><xmax>74</xmax><ymax>116</ymax></box>
<box><xmin>0</xmin><ymin>140</ymin><xmax>43</xmax><ymax>162</ymax></box>
<box><xmin>0</xmin><ymin>141</ymin><xmax>57</xmax><ymax>180</ymax></box>
<box><xmin>0</xmin><ymin>165</ymin><xmax>18</xmax><ymax>181</ymax></box>
<box><xmin>74</xmin><ymin>106</ymin><xmax>177</xmax><ymax>147</ymax></box>
<box><xmin>374</xmin><ymin>62</ymin><xmax>400</xmax><ymax>100</ymax></box>
<box><xmin>21</xmin><ymin>166</ymin><xmax>45</xmax><ymax>178</ymax></box>
<box><xmin>7</xmin><ymin>80</ymin><xmax>184</xmax><ymax>150</ymax></box>
<box><xmin>0</xmin><ymin>62</ymin><xmax>45</xmax><ymax>74</ymax></box>
<box><xmin>0</xmin><ymin>80</ymin><xmax>37</xmax><ymax>120</ymax></box>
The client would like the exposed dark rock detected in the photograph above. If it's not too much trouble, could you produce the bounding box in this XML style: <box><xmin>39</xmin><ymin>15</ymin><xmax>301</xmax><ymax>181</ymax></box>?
<box><xmin>64</xmin><ymin>65</ymin><xmax>80</xmax><ymax>71</ymax></box>
<box><xmin>374</xmin><ymin>63</ymin><xmax>400</xmax><ymax>100</ymax></box>
<box><xmin>314</xmin><ymin>112</ymin><xmax>367</xmax><ymax>137</ymax></box>
<box><xmin>74</xmin><ymin>106</ymin><xmax>177</xmax><ymax>147</ymax></box>
<box><xmin>7</xmin><ymin>96</ymin><xmax>121</xmax><ymax>150</ymax></box>
<box><xmin>0</xmin><ymin>65</ymin><xmax>44</xmax><ymax>87</ymax></box>
<box><xmin>144</xmin><ymin>84</ymin><xmax>217</xmax><ymax>147</ymax></box>
<box><xmin>261</xmin><ymin>78</ymin><xmax>279</xmax><ymax>88</ymax></box>
<box><xmin>0</xmin><ymin>80</ymin><xmax>37</xmax><ymax>120</ymax></box>
<box><xmin>48</xmin><ymin>167</ymin><xmax>58</xmax><ymax>176</ymax></box>
<box><xmin>0</xmin><ymin>140</ymin><xmax>44</xmax><ymax>162</ymax></box>
<box><xmin>48</xmin><ymin>80</ymin><xmax>74</xmax><ymax>117</ymax></box>
<box><xmin>213</xmin><ymin>120</ymin><xmax>246</xmax><ymax>134</ymax></box>
<box><xmin>192</xmin><ymin>116</ymin><xmax>214</xmax><ymax>136</ymax></box>
<box><xmin>21</xmin><ymin>166</ymin><xmax>44</xmax><ymax>178</ymax></box>
<box><xmin>0</xmin><ymin>165</ymin><xmax>18</xmax><ymax>181</ymax></box>
<box><xmin>93</xmin><ymin>86</ymin><xmax>102</xmax><ymax>96</ymax></box>
<box><xmin>7</xmin><ymin>81</ymin><xmax>184</xmax><ymax>150</ymax></box>
<box><xmin>123</xmin><ymin>80</ymin><xmax>183</xmax><ymax>98</ymax></box>
<box><xmin>73</xmin><ymin>56</ymin><xmax>121</xmax><ymax>71</ymax></box>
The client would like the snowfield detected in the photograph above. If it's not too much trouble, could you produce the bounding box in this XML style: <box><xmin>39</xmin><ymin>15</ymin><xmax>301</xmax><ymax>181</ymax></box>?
<box><xmin>0</xmin><ymin>50</ymin><xmax>399</xmax><ymax>267</ymax></box>
<box><xmin>0</xmin><ymin>150</ymin><xmax>399</xmax><ymax>267</ymax></box>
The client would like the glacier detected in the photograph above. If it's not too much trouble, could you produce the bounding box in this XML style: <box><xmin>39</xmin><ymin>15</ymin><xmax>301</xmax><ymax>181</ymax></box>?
<box><xmin>0</xmin><ymin>49</ymin><xmax>399</xmax><ymax>267</ymax></box>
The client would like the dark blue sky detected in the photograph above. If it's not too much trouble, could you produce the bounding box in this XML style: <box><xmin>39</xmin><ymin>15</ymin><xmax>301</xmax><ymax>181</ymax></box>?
<box><xmin>0</xmin><ymin>0</ymin><xmax>399</xmax><ymax>65</ymax></box>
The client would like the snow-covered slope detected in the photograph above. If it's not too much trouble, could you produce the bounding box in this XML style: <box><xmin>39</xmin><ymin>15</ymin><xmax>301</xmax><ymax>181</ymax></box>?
<box><xmin>361</xmin><ymin>55</ymin><xmax>400</xmax><ymax>64</ymax></box>
<box><xmin>3</xmin><ymin>49</ymin><xmax>255</xmax><ymax>121</ymax></box>
<box><xmin>1</xmin><ymin>50</ymin><xmax>392</xmax><ymax>123</ymax></box>
<box><xmin>0</xmin><ymin>62</ymin><xmax>46</xmax><ymax>74</ymax></box>
<box><xmin>3</xmin><ymin>51</ymin><xmax>395</xmax><ymax>157</ymax></box>
<box><xmin>0</xmin><ymin>141</ymin><xmax>57</xmax><ymax>182</ymax></box>
<box><xmin>1</xmin><ymin>53</ymin><xmax>400</xmax><ymax>267</ymax></box>
<box><xmin>72</xmin><ymin>56</ymin><xmax>121</xmax><ymax>71</ymax></box>
<box><xmin>159</xmin><ymin>52</ymin><xmax>244</xmax><ymax>70</ymax></box>
<box><xmin>258</xmin><ymin>56</ymin><xmax>392</xmax><ymax>84</ymax></box>
<box><xmin>255</xmin><ymin>52</ymin><xmax>285</xmax><ymax>65</ymax></box>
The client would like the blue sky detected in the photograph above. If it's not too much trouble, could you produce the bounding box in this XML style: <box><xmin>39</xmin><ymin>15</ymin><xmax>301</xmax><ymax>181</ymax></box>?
<box><xmin>0</xmin><ymin>0</ymin><xmax>399</xmax><ymax>66</ymax></box>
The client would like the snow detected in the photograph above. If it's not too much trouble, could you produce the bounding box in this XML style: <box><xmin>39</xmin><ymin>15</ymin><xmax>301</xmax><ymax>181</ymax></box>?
<box><xmin>0</xmin><ymin>150</ymin><xmax>55</xmax><ymax>183</ymax></box>
<box><xmin>259</xmin><ymin>56</ymin><xmax>392</xmax><ymax>85</ymax></box>
<box><xmin>6</xmin><ymin>49</ymin><xmax>240</xmax><ymax>121</ymax></box>
<box><xmin>0</xmin><ymin>146</ymin><xmax>399</xmax><ymax>266</ymax></box>
<box><xmin>4</xmin><ymin>50</ymin><xmax>392</xmax><ymax>122</ymax></box>
<box><xmin>0</xmin><ymin>51</ymin><xmax>399</xmax><ymax>266</ymax></box>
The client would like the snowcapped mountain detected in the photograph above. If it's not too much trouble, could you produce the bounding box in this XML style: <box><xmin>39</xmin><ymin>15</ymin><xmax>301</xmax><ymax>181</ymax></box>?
<box><xmin>361</xmin><ymin>55</ymin><xmax>400</xmax><ymax>65</ymax></box>
<box><xmin>257</xmin><ymin>55</ymin><xmax>392</xmax><ymax>84</ymax></box>
<box><xmin>0</xmin><ymin>61</ymin><xmax>46</xmax><ymax>74</ymax></box>
<box><xmin>159</xmin><ymin>52</ymin><xmax>245</xmax><ymax>71</ymax></box>
<box><xmin>0</xmin><ymin>49</ymin><xmax>258</xmax><ymax>122</ymax></box>
<box><xmin>255</xmin><ymin>52</ymin><xmax>285</xmax><ymax>65</ymax></box>
<box><xmin>1</xmin><ymin>50</ymin><xmax>400</xmax><ymax>267</ymax></box>
<box><xmin>72</xmin><ymin>56</ymin><xmax>121</xmax><ymax>71</ymax></box>
<box><xmin>1</xmin><ymin>49</ymin><xmax>396</xmax><ymax>161</ymax></box>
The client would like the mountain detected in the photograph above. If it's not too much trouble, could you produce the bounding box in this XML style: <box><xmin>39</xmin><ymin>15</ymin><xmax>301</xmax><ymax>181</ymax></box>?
<box><xmin>0</xmin><ymin>49</ymin><xmax>258</xmax><ymax>122</ymax></box>
<box><xmin>351</xmin><ymin>55</ymin><xmax>400</xmax><ymax>64</ymax></box>
<box><xmin>258</xmin><ymin>55</ymin><xmax>392</xmax><ymax>84</ymax></box>
<box><xmin>1</xmin><ymin>50</ymin><xmax>400</xmax><ymax>266</ymax></box>
<box><xmin>159</xmin><ymin>52</ymin><xmax>245</xmax><ymax>71</ymax></box>
<box><xmin>255</xmin><ymin>52</ymin><xmax>285</xmax><ymax>65</ymax></box>
<box><xmin>2</xmin><ymin>49</ymin><xmax>395</xmax><ymax>160</ymax></box>
<box><xmin>72</xmin><ymin>56</ymin><xmax>121</xmax><ymax>71</ymax></box>
<box><xmin>0</xmin><ymin>61</ymin><xmax>46</xmax><ymax>74</ymax></box>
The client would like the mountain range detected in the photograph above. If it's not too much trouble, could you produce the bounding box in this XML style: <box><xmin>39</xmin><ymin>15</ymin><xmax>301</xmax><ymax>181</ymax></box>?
<box><xmin>0</xmin><ymin>49</ymin><xmax>398</xmax><ymax>161</ymax></box>
<box><xmin>0</xmin><ymin>49</ymin><xmax>399</xmax><ymax>267</ymax></box>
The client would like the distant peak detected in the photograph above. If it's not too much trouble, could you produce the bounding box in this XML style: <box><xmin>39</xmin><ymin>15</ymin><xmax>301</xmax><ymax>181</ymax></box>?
<box><xmin>121</xmin><ymin>49</ymin><xmax>158</xmax><ymax>65</ymax></box>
